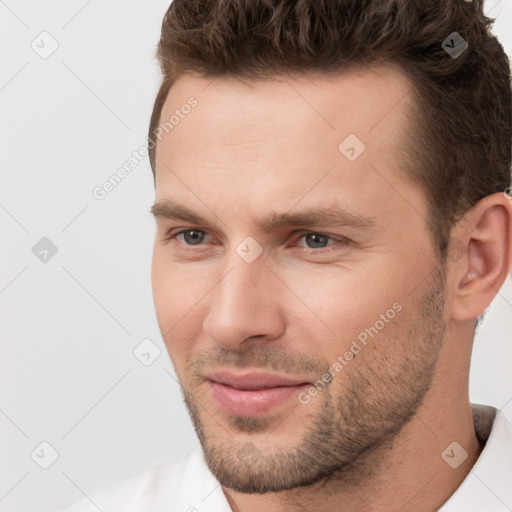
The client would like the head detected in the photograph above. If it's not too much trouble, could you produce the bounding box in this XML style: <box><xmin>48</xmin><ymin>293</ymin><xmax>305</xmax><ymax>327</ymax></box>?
<box><xmin>149</xmin><ymin>0</ymin><xmax>512</xmax><ymax>494</ymax></box>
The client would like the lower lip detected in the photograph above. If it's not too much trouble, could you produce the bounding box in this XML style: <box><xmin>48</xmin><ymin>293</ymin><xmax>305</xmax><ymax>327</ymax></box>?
<box><xmin>209</xmin><ymin>381</ymin><xmax>310</xmax><ymax>416</ymax></box>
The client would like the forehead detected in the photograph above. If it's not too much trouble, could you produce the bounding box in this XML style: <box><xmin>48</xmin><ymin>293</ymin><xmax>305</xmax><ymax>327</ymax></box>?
<box><xmin>153</xmin><ymin>65</ymin><xmax>421</xmax><ymax>225</ymax></box>
<box><xmin>158</xmin><ymin>64</ymin><xmax>413</xmax><ymax>140</ymax></box>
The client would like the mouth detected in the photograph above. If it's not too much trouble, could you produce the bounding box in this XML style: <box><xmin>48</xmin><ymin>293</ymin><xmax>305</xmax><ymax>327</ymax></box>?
<box><xmin>204</xmin><ymin>369</ymin><xmax>311</xmax><ymax>417</ymax></box>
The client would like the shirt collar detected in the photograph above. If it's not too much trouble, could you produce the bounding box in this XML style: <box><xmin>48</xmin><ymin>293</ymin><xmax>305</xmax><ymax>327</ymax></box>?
<box><xmin>439</xmin><ymin>403</ymin><xmax>512</xmax><ymax>511</ymax></box>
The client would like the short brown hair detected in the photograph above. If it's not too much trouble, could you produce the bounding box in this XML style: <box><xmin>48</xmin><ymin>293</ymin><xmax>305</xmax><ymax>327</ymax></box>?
<box><xmin>148</xmin><ymin>0</ymin><xmax>511</xmax><ymax>260</ymax></box>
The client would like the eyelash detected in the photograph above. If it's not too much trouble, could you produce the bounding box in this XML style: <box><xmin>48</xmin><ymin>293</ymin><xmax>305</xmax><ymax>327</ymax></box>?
<box><xmin>163</xmin><ymin>228</ymin><xmax>348</xmax><ymax>254</ymax></box>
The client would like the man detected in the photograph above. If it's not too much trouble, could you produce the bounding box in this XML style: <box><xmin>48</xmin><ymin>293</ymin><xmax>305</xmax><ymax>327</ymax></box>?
<box><xmin>62</xmin><ymin>0</ymin><xmax>512</xmax><ymax>510</ymax></box>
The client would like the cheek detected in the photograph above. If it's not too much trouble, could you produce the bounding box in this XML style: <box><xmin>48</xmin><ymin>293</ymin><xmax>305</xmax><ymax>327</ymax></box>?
<box><xmin>151</xmin><ymin>250</ymin><xmax>175</xmax><ymax>325</ymax></box>
<box><xmin>151</xmin><ymin>251</ymin><xmax>192</xmax><ymax>350</ymax></box>
<box><xmin>151</xmin><ymin>250</ymin><xmax>214</xmax><ymax>357</ymax></box>
<box><xmin>281</xmin><ymin>263</ymin><xmax>406</xmax><ymax>351</ymax></box>
<box><xmin>151</xmin><ymin>250</ymin><xmax>205</xmax><ymax>320</ymax></box>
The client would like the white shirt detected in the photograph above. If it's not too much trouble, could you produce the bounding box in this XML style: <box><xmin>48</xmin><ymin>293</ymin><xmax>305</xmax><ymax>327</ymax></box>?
<box><xmin>60</xmin><ymin>404</ymin><xmax>512</xmax><ymax>512</ymax></box>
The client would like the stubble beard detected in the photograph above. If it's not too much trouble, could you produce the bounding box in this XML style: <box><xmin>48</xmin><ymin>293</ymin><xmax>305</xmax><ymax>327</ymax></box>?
<box><xmin>181</xmin><ymin>265</ymin><xmax>448</xmax><ymax>494</ymax></box>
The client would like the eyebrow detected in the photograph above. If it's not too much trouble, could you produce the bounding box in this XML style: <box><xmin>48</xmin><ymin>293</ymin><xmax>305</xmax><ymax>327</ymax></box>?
<box><xmin>150</xmin><ymin>199</ymin><xmax>376</xmax><ymax>232</ymax></box>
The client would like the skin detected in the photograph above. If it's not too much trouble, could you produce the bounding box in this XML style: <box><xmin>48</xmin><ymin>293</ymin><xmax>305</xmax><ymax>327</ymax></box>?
<box><xmin>150</xmin><ymin>65</ymin><xmax>512</xmax><ymax>512</ymax></box>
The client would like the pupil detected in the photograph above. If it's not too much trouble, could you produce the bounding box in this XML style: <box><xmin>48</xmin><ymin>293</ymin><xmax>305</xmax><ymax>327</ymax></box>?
<box><xmin>184</xmin><ymin>230</ymin><xmax>204</xmax><ymax>245</ymax></box>
<box><xmin>306</xmin><ymin>233</ymin><xmax>328</xmax><ymax>248</ymax></box>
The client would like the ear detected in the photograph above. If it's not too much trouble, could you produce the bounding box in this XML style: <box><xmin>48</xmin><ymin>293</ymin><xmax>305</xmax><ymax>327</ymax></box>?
<box><xmin>449</xmin><ymin>191</ymin><xmax>512</xmax><ymax>322</ymax></box>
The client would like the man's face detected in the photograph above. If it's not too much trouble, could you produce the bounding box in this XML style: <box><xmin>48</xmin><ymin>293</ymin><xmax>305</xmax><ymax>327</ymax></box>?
<box><xmin>151</xmin><ymin>66</ymin><xmax>449</xmax><ymax>492</ymax></box>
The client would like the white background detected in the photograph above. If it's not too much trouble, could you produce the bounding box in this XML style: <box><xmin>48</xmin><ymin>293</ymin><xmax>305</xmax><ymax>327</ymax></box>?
<box><xmin>1</xmin><ymin>1</ymin><xmax>511</xmax><ymax>511</ymax></box>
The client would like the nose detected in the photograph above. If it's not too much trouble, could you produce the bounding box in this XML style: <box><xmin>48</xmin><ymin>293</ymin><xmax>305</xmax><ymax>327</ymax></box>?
<box><xmin>203</xmin><ymin>253</ymin><xmax>286</xmax><ymax>351</ymax></box>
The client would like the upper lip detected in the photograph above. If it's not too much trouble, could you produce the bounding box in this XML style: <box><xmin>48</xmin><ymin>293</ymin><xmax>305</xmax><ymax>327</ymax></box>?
<box><xmin>205</xmin><ymin>369</ymin><xmax>309</xmax><ymax>390</ymax></box>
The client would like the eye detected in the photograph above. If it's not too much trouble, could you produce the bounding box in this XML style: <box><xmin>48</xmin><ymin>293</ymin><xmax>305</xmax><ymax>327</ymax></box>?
<box><xmin>165</xmin><ymin>229</ymin><xmax>348</xmax><ymax>254</ymax></box>
<box><xmin>297</xmin><ymin>233</ymin><xmax>329</xmax><ymax>249</ymax></box>
<box><xmin>295</xmin><ymin>232</ymin><xmax>340</xmax><ymax>250</ymax></box>
<box><xmin>173</xmin><ymin>229</ymin><xmax>211</xmax><ymax>246</ymax></box>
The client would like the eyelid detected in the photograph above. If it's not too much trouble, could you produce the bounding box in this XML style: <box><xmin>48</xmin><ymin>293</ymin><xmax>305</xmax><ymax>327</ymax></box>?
<box><xmin>293</xmin><ymin>231</ymin><xmax>345</xmax><ymax>248</ymax></box>
<box><xmin>167</xmin><ymin>228</ymin><xmax>213</xmax><ymax>245</ymax></box>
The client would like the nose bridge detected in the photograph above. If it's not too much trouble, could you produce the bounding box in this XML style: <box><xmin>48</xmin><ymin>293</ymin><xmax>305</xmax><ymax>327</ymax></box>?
<box><xmin>222</xmin><ymin>258</ymin><xmax>261</xmax><ymax>311</ymax></box>
<box><xmin>203</xmin><ymin>247</ymin><xmax>283</xmax><ymax>349</ymax></box>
